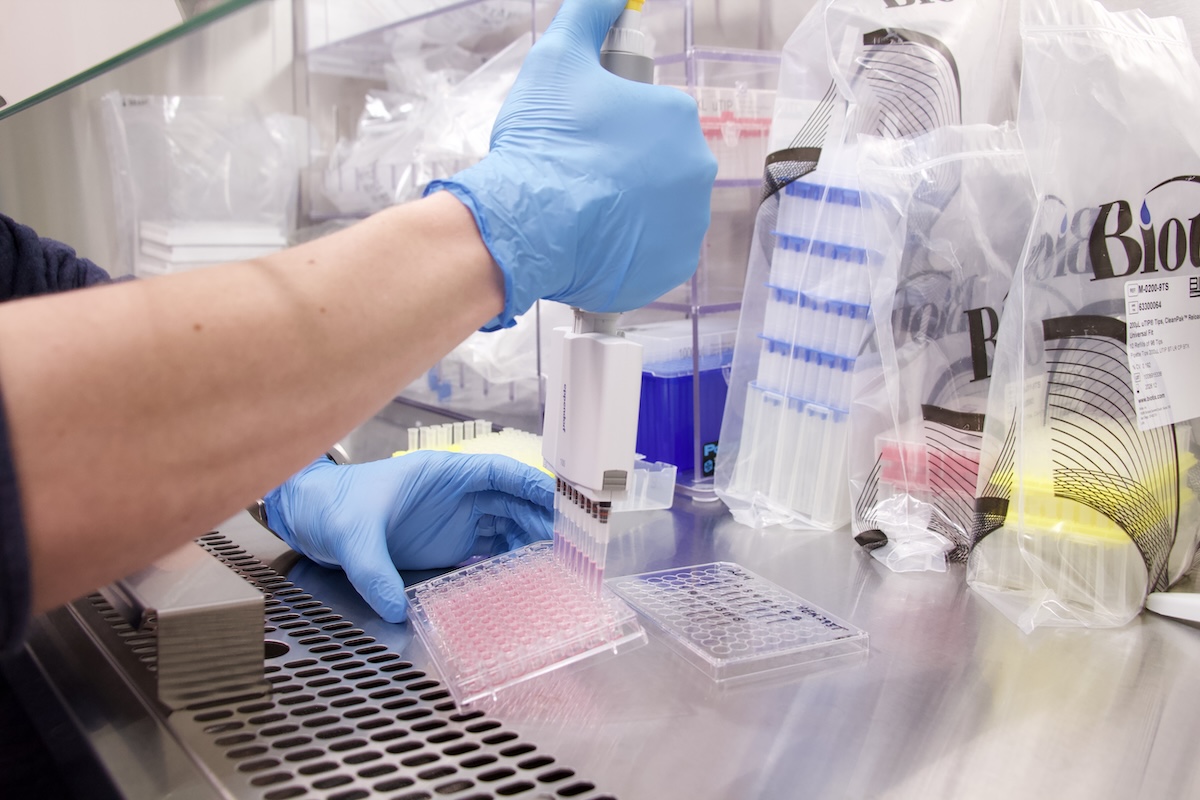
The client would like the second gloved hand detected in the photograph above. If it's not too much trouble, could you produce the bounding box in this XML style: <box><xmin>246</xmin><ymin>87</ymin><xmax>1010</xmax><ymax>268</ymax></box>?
<box><xmin>426</xmin><ymin>0</ymin><xmax>718</xmax><ymax>330</ymax></box>
<box><xmin>263</xmin><ymin>451</ymin><xmax>553</xmax><ymax>622</ymax></box>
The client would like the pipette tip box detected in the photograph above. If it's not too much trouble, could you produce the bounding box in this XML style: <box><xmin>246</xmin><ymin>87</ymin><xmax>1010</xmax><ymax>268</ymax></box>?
<box><xmin>610</xmin><ymin>562</ymin><xmax>868</xmax><ymax>684</ymax></box>
<box><xmin>406</xmin><ymin>540</ymin><xmax>646</xmax><ymax>706</ymax></box>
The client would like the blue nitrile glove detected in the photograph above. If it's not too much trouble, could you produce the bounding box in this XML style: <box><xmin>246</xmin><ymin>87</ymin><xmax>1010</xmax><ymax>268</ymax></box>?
<box><xmin>425</xmin><ymin>0</ymin><xmax>718</xmax><ymax>331</ymax></box>
<box><xmin>263</xmin><ymin>452</ymin><xmax>553</xmax><ymax>622</ymax></box>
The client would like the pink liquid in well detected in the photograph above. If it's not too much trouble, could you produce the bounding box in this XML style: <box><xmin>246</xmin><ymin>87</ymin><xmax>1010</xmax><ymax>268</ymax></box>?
<box><xmin>414</xmin><ymin>544</ymin><xmax>632</xmax><ymax>699</ymax></box>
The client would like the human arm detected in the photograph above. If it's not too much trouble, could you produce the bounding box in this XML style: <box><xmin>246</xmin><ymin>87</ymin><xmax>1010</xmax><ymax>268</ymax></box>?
<box><xmin>0</xmin><ymin>0</ymin><xmax>714</xmax><ymax>620</ymax></box>
<box><xmin>0</xmin><ymin>192</ymin><xmax>504</xmax><ymax>615</ymax></box>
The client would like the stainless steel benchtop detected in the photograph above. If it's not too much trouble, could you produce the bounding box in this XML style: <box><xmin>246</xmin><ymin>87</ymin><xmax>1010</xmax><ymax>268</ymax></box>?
<box><xmin>20</xmin><ymin>492</ymin><xmax>1200</xmax><ymax>799</ymax></box>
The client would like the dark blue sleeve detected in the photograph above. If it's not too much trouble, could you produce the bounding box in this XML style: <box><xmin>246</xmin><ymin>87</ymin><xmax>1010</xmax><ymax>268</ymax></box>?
<box><xmin>0</xmin><ymin>213</ymin><xmax>114</xmax><ymax>654</ymax></box>
<box><xmin>0</xmin><ymin>382</ymin><xmax>27</xmax><ymax>658</ymax></box>
<box><xmin>0</xmin><ymin>212</ymin><xmax>112</xmax><ymax>299</ymax></box>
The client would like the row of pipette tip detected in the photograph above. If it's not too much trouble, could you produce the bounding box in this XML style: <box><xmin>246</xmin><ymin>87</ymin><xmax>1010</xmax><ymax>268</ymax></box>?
<box><xmin>762</xmin><ymin>289</ymin><xmax>870</xmax><ymax>358</ymax></box>
<box><xmin>733</xmin><ymin>385</ymin><xmax>848</xmax><ymax>527</ymax></box>
<box><xmin>769</xmin><ymin>235</ymin><xmax>870</xmax><ymax>298</ymax></box>
<box><xmin>973</xmin><ymin>482</ymin><xmax>1140</xmax><ymax>619</ymax></box>
<box><xmin>777</xmin><ymin>179</ymin><xmax>867</xmax><ymax>247</ymax></box>
<box><xmin>403</xmin><ymin>421</ymin><xmax>545</xmax><ymax>472</ymax></box>
<box><xmin>756</xmin><ymin>340</ymin><xmax>854</xmax><ymax>412</ymax></box>
<box><xmin>407</xmin><ymin>419</ymin><xmax>493</xmax><ymax>451</ymax></box>
<box><xmin>553</xmin><ymin>477</ymin><xmax>611</xmax><ymax>597</ymax></box>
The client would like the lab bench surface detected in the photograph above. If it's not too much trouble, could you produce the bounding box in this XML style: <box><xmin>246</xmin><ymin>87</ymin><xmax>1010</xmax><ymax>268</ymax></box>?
<box><xmin>15</xmin><ymin>495</ymin><xmax>1200</xmax><ymax>800</ymax></box>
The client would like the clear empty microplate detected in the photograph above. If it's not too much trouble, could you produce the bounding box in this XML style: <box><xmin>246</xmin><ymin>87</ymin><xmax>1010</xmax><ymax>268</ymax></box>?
<box><xmin>609</xmin><ymin>562</ymin><xmax>868</xmax><ymax>684</ymax></box>
<box><xmin>407</xmin><ymin>541</ymin><xmax>647</xmax><ymax>706</ymax></box>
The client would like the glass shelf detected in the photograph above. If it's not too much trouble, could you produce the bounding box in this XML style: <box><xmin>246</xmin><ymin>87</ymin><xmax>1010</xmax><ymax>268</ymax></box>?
<box><xmin>0</xmin><ymin>0</ymin><xmax>263</xmax><ymax>122</ymax></box>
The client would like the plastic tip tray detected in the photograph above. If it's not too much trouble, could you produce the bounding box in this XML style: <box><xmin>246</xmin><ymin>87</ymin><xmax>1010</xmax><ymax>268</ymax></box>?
<box><xmin>609</xmin><ymin>563</ymin><xmax>868</xmax><ymax>684</ymax></box>
<box><xmin>406</xmin><ymin>540</ymin><xmax>646</xmax><ymax>706</ymax></box>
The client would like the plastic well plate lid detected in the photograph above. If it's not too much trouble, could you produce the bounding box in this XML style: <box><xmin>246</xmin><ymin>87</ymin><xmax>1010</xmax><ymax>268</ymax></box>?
<box><xmin>609</xmin><ymin>562</ymin><xmax>868</xmax><ymax>684</ymax></box>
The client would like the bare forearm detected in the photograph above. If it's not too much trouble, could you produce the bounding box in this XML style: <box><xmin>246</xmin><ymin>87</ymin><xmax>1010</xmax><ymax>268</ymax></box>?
<box><xmin>0</xmin><ymin>193</ymin><xmax>502</xmax><ymax>612</ymax></box>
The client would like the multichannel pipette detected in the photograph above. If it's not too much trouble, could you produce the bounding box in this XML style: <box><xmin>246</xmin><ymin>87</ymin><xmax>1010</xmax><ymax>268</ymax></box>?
<box><xmin>402</xmin><ymin>3</ymin><xmax>666</xmax><ymax>707</ymax></box>
<box><xmin>544</xmin><ymin>312</ymin><xmax>642</xmax><ymax>594</ymax></box>
<box><xmin>542</xmin><ymin>3</ymin><xmax>655</xmax><ymax>594</ymax></box>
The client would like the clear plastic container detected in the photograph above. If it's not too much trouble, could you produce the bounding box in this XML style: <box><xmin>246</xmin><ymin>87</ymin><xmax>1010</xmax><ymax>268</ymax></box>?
<box><xmin>610</xmin><ymin>562</ymin><xmax>868</xmax><ymax>684</ymax></box>
<box><xmin>622</xmin><ymin>316</ymin><xmax>737</xmax><ymax>477</ymax></box>
<box><xmin>407</xmin><ymin>541</ymin><xmax>647</xmax><ymax>706</ymax></box>
<box><xmin>692</xmin><ymin>85</ymin><xmax>775</xmax><ymax>182</ymax></box>
<box><xmin>613</xmin><ymin>457</ymin><xmax>678</xmax><ymax>512</ymax></box>
<box><xmin>717</xmin><ymin>152</ymin><xmax>870</xmax><ymax>530</ymax></box>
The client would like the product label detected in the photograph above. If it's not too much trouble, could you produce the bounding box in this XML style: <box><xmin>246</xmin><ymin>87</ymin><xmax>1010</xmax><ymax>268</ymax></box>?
<box><xmin>1125</xmin><ymin>277</ymin><xmax>1200</xmax><ymax>430</ymax></box>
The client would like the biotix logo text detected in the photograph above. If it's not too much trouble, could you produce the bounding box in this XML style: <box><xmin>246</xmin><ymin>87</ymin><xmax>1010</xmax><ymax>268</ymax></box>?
<box><xmin>1089</xmin><ymin>175</ymin><xmax>1200</xmax><ymax>281</ymax></box>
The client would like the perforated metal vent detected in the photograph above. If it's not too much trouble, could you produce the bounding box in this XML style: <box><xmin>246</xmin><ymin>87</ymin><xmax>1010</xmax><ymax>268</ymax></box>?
<box><xmin>85</xmin><ymin>532</ymin><xmax>616</xmax><ymax>800</ymax></box>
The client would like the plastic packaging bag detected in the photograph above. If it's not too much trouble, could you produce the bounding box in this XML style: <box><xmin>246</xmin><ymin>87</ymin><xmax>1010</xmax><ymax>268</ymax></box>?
<box><xmin>720</xmin><ymin>146</ymin><xmax>873</xmax><ymax>529</ymax></box>
<box><xmin>323</xmin><ymin>33</ymin><xmax>529</xmax><ymax>216</ymax></box>
<box><xmin>847</xmin><ymin>124</ymin><xmax>1035</xmax><ymax>573</ymax></box>
<box><xmin>969</xmin><ymin>0</ymin><xmax>1200</xmax><ymax>631</ymax></box>
<box><xmin>101</xmin><ymin>93</ymin><xmax>306</xmax><ymax>276</ymax></box>
<box><xmin>715</xmin><ymin>0</ymin><xmax>1020</xmax><ymax>530</ymax></box>
<box><xmin>382</xmin><ymin>0</ymin><xmax>528</xmax><ymax>51</ymax></box>
<box><xmin>403</xmin><ymin>32</ymin><xmax>531</xmax><ymax>202</ymax></box>
<box><xmin>322</xmin><ymin>86</ymin><xmax>428</xmax><ymax>216</ymax></box>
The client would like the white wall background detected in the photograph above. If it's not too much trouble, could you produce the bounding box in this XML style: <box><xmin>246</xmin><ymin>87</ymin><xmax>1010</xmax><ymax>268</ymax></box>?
<box><xmin>0</xmin><ymin>0</ymin><xmax>182</xmax><ymax>110</ymax></box>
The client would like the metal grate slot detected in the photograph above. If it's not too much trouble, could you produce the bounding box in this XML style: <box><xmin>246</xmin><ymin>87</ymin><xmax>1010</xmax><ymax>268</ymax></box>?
<box><xmin>82</xmin><ymin>530</ymin><xmax>618</xmax><ymax>799</ymax></box>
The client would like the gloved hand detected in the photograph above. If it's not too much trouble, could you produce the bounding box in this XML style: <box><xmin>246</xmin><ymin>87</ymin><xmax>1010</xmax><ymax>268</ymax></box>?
<box><xmin>426</xmin><ymin>0</ymin><xmax>718</xmax><ymax>330</ymax></box>
<box><xmin>263</xmin><ymin>451</ymin><xmax>554</xmax><ymax>622</ymax></box>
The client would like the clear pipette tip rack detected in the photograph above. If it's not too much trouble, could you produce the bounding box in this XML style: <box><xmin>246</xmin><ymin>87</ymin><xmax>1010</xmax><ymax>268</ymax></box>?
<box><xmin>610</xmin><ymin>562</ymin><xmax>868</xmax><ymax>684</ymax></box>
<box><xmin>407</xmin><ymin>541</ymin><xmax>646</xmax><ymax>706</ymax></box>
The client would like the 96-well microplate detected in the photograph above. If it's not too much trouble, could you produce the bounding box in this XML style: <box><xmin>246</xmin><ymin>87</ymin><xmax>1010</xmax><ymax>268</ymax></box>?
<box><xmin>609</xmin><ymin>562</ymin><xmax>867</xmax><ymax>684</ymax></box>
<box><xmin>407</xmin><ymin>541</ymin><xmax>646</xmax><ymax>706</ymax></box>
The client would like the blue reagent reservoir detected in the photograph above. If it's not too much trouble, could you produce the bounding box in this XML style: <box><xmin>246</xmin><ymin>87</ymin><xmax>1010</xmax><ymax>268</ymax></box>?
<box><xmin>623</xmin><ymin>317</ymin><xmax>738</xmax><ymax>476</ymax></box>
